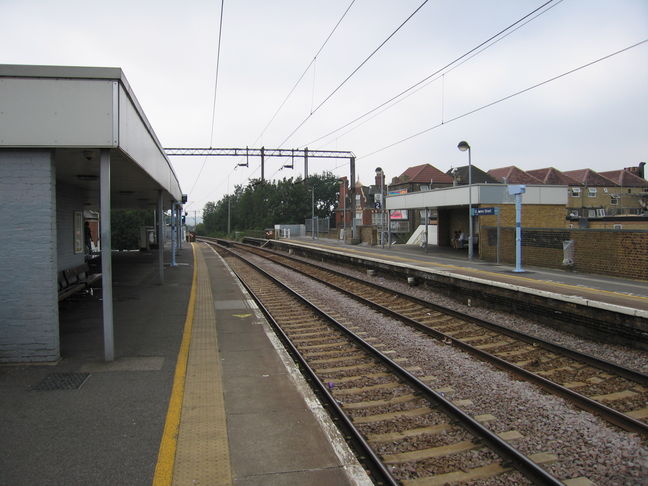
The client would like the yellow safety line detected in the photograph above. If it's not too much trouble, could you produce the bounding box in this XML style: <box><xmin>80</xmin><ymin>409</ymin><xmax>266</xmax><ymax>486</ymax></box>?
<box><xmin>297</xmin><ymin>241</ymin><xmax>648</xmax><ymax>303</ymax></box>
<box><xmin>152</xmin><ymin>243</ymin><xmax>197</xmax><ymax>486</ymax></box>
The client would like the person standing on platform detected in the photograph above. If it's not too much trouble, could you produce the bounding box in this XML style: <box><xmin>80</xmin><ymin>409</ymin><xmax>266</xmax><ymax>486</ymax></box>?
<box><xmin>84</xmin><ymin>221</ymin><xmax>93</xmax><ymax>255</ymax></box>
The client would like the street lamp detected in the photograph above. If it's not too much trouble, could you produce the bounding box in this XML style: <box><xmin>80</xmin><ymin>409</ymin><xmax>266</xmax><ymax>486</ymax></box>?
<box><xmin>457</xmin><ymin>141</ymin><xmax>473</xmax><ymax>260</ymax></box>
<box><xmin>338</xmin><ymin>178</ymin><xmax>347</xmax><ymax>243</ymax></box>
<box><xmin>311</xmin><ymin>187</ymin><xmax>315</xmax><ymax>240</ymax></box>
<box><xmin>375</xmin><ymin>167</ymin><xmax>385</xmax><ymax>248</ymax></box>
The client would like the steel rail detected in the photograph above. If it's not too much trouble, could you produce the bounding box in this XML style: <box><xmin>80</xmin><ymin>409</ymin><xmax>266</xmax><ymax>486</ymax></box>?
<box><xmin>228</xmin><ymin>240</ymin><xmax>648</xmax><ymax>436</ymax></box>
<box><xmin>241</xmin><ymin>240</ymin><xmax>648</xmax><ymax>385</ymax></box>
<box><xmin>212</xmin><ymin>241</ymin><xmax>564</xmax><ymax>485</ymax></box>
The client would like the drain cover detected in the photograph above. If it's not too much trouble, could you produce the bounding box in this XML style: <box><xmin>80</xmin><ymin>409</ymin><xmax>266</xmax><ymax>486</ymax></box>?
<box><xmin>32</xmin><ymin>372</ymin><xmax>90</xmax><ymax>391</ymax></box>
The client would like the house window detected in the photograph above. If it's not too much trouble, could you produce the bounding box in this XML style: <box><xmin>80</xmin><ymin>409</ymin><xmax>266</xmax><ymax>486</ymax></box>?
<box><xmin>588</xmin><ymin>187</ymin><xmax>597</xmax><ymax>197</ymax></box>
<box><xmin>610</xmin><ymin>197</ymin><xmax>618</xmax><ymax>205</ymax></box>
<box><xmin>588</xmin><ymin>209</ymin><xmax>596</xmax><ymax>218</ymax></box>
<box><xmin>596</xmin><ymin>208</ymin><xmax>605</xmax><ymax>217</ymax></box>
<box><xmin>570</xmin><ymin>187</ymin><xmax>581</xmax><ymax>197</ymax></box>
<box><xmin>613</xmin><ymin>224</ymin><xmax>622</xmax><ymax>230</ymax></box>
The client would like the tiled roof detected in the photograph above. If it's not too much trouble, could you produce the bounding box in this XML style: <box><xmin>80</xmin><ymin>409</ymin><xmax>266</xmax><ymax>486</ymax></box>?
<box><xmin>445</xmin><ymin>165</ymin><xmax>499</xmax><ymax>184</ymax></box>
<box><xmin>598</xmin><ymin>170</ymin><xmax>648</xmax><ymax>188</ymax></box>
<box><xmin>525</xmin><ymin>167</ymin><xmax>579</xmax><ymax>185</ymax></box>
<box><xmin>487</xmin><ymin>166</ymin><xmax>543</xmax><ymax>185</ymax></box>
<box><xmin>397</xmin><ymin>163</ymin><xmax>453</xmax><ymax>184</ymax></box>
<box><xmin>562</xmin><ymin>169</ymin><xmax>618</xmax><ymax>187</ymax></box>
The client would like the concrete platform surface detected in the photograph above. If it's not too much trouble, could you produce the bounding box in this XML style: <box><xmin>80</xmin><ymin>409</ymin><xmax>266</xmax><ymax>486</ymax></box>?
<box><xmin>0</xmin><ymin>243</ymin><xmax>370</xmax><ymax>486</ymax></box>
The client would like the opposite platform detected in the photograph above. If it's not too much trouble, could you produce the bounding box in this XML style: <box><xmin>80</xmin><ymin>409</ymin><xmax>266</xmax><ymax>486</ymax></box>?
<box><xmin>272</xmin><ymin>237</ymin><xmax>648</xmax><ymax>316</ymax></box>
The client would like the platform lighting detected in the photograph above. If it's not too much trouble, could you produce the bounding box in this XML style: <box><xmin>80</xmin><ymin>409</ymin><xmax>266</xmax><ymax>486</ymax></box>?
<box><xmin>457</xmin><ymin>141</ymin><xmax>473</xmax><ymax>260</ymax></box>
<box><xmin>375</xmin><ymin>167</ymin><xmax>385</xmax><ymax>248</ymax></box>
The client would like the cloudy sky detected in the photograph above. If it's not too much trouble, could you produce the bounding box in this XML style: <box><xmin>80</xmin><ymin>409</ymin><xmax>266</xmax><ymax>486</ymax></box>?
<box><xmin>1</xmin><ymin>0</ymin><xmax>647</xmax><ymax>213</ymax></box>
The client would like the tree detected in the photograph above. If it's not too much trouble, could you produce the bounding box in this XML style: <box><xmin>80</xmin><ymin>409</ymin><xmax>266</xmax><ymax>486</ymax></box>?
<box><xmin>200</xmin><ymin>171</ymin><xmax>341</xmax><ymax>235</ymax></box>
<box><xmin>111</xmin><ymin>209</ymin><xmax>154</xmax><ymax>250</ymax></box>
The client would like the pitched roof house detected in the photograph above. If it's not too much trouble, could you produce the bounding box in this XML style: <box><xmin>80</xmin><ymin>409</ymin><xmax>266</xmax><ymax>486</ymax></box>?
<box><xmin>598</xmin><ymin>169</ymin><xmax>648</xmax><ymax>188</ymax></box>
<box><xmin>487</xmin><ymin>166</ymin><xmax>543</xmax><ymax>185</ymax></box>
<box><xmin>562</xmin><ymin>169</ymin><xmax>617</xmax><ymax>187</ymax></box>
<box><xmin>446</xmin><ymin>165</ymin><xmax>498</xmax><ymax>185</ymax></box>
<box><xmin>526</xmin><ymin>167</ymin><xmax>579</xmax><ymax>186</ymax></box>
<box><xmin>391</xmin><ymin>163</ymin><xmax>453</xmax><ymax>190</ymax></box>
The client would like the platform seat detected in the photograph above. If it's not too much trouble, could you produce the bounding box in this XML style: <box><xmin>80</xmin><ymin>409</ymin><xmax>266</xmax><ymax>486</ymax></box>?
<box><xmin>58</xmin><ymin>263</ymin><xmax>101</xmax><ymax>301</ymax></box>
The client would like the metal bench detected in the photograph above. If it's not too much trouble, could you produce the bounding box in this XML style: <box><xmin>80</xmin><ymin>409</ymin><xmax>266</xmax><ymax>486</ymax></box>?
<box><xmin>58</xmin><ymin>263</ymin><xmax>101</xmax><ymax>301</ymax></box>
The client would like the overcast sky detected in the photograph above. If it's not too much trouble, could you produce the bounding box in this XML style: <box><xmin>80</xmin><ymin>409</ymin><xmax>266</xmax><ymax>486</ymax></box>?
<box><xmin>2</xmin><ymin>0</ymin><xmax>647</xmax><ymax>213</ymax></box>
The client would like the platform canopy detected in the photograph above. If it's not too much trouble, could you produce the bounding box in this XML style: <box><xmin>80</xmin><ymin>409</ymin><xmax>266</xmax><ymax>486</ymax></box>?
<box><xmin>0</xmin><ymin>64</ymin><xmax>182</xmax><ymax>209</ymax></box>
<box><xmin>386</xmin><ymin>184</ymin><xmax>568</xmax><ymax>210</ymax></box>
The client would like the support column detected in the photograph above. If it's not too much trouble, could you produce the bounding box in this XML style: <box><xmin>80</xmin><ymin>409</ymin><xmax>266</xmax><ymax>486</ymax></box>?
<box><xmin>178</xmin><ymin>206</ymin><xmax>183</xmax><ymax>250</ymax></box>
<box><xmin>171</xmin><ymin>203</ymin><xmax>177</xmax><ymax>266</ymax></box>
<box><xmin>158</xmin><ymin>190</ymin><xmax>164</xmax><ymax>284</ymax></box>
<box><xmin>100</xmin><ymin>149</ymin><xmax>114</xmax><ymax>362</ymax></box>
<box><xmin>425</xmin><ymin>207</ymin><xmax>429</xmax><ymax>253</ymax></box>
<box><xmin>349</xmin><ymin>156</ymin><xmax>355</xmax><ymax>238</ymax></box>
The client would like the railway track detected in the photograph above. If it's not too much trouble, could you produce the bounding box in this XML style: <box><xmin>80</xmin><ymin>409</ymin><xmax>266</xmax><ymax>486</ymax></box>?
<box><xmin>212</xmin><ymin>238</ymin><xmax>648</xmax><ymax>437</ymax></box>
<box><xmin>208</xmin><ymin>241</ymin><xmax>563</xmax><ymax>485</ymax></box>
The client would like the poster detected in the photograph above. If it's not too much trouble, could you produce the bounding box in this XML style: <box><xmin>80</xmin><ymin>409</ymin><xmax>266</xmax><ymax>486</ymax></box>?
<box><xmin>73</xmin><ymin>211</ymin><xmax>83</xmax><ymax>254</ymax></box>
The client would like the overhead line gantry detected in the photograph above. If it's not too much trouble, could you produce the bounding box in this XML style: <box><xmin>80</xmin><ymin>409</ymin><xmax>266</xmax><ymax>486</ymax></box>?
<box><xmin>164</xmin><ymin>146</ymin><xmax>358</xmax><ymax>232</ymax></box>
<box><xmin>164</xmin><ymin>147</ymin><xmax>355</xmax><ymax>182</ymax></box>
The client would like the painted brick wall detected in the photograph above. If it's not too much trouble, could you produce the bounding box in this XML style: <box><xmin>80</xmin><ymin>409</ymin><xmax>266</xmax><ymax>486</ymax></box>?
<box><xmin>481</xmin><ymin>226</ymin><xmax>648</xmax><ymax>280</ymax></box>
<box><xmin>0</xmin><ymin>151</ymin><xmax>60</xmax><ymax>362</ymax></box>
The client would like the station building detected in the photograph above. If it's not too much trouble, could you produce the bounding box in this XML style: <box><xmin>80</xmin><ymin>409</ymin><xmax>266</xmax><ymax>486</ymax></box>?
<box><xmin>0</xmin><ymin>65</ymin><xmax>183</xmax><ymax>363</ymax></box>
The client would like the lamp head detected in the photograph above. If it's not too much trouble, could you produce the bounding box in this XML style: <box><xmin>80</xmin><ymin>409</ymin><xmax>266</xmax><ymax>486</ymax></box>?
<box><xmin>375</xmin><ymin>167</ymin><xmax>383</xmax><ymax>174</ymax></box>
<box><xmin>457</xmin><ymin>141</ymin><xmax>470</xmax><ymax>152</ymax></box>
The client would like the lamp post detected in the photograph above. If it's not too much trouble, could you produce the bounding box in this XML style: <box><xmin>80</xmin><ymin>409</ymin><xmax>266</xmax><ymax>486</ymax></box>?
<box><xmin>338</xmin><ymin>178</ymin><xmax>347</xmax><ymax>243</ymax></box>
<box><xmin>311</xmin><ymin>187</ymin><xmax>315</xmax><ymax>240</ymax></box>
<box><xmin>375</xmin><ymin>167</ymin><xmax>385</xmax><ymax>248</ymax></box>
<box><xmin>457</xmin><ymin>141</ymin><xmax>473</xmax><ymax>260</ymax></box>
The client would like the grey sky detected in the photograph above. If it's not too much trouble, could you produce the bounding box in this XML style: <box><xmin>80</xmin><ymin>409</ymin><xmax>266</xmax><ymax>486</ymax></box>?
<box><xmin>1</xmin><ymin>0</ymin><xmax>647</xmax><ymax>213</ymax></box>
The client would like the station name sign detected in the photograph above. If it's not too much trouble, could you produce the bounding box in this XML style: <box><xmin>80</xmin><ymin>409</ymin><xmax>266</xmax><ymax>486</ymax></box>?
<box><xmin>471</xmin><ymin>207</ymin><xmax>500</xmax><ymax>216</ymax></box>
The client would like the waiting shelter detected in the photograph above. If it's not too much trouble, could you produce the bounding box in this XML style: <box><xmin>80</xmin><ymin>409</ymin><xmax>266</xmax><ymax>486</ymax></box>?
<box><xmin>0</xmin><ymin>65</ymin><xmax>183</xmax><ymax>363</ymax></box>
<box><xmin>385</xmin><ymin>183</ymin><xmax>568</xmax><ymax>251</ymax></box>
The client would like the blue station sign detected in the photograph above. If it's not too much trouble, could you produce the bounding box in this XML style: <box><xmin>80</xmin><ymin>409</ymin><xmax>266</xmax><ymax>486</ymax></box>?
<box><xmin>472</xmin><ymin>207</ymin><xmax>500</xmax><ymax>216</ymax></box>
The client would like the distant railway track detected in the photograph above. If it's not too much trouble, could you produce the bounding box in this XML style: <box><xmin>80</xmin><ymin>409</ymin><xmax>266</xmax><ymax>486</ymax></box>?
<box><xmin>204</xmin><ymin>237</ymin><xmax>648</xmax><ymax>438</ymax></box>
<box><xmin>207</xmin><ymin>241</ymin><xmax>562</xmax><ymax>485</ymax></box>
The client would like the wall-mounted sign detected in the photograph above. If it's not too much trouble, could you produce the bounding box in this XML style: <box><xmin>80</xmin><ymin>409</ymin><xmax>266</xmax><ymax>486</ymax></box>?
<box><xmin>471</xmin><ymin>207</ymin><xmax>500</xmax><ymax>216</ymax></box>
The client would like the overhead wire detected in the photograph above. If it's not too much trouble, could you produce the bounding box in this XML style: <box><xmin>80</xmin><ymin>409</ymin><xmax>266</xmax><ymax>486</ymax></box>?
<box><xmin>304</xmin><ymin>0</ymin><xmax>561</xmax><ymax>149</ymax></box>
<box><xmin>277</xmin><ymin>0</ymin><xmax>431</xmax><ymax>148</ymax></box>
<box><xmin>187</xmin><ymin>0</ymin><xmax>226</xmax><ymax>200</ymax></box>
<box><xmin>358</xmin><ymin>38</ymin><xmax>648</xmax><ymax>160</ymax></box>
<box><xmin>251</xmin><ymin>0</ymin><xmax>357</xmax><ymax>148</ymax></box>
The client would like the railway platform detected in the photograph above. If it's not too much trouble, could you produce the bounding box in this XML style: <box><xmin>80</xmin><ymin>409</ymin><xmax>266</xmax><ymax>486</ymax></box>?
<box><xmin>0</xmin><ymin>243</ymin><xmax>369</xmax><ymax>486</ymax></box>
<box><xmin>276</xmin><ymin>236</ymin><xmax>648</xmax><ymax>314</ymax></box>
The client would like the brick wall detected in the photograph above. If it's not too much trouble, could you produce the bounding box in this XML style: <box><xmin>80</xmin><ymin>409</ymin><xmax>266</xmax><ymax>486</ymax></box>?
<box><xmin>481</xmin><ymin>226</ymin><xmax>648</xmax><ymax>280</ymax></box>
<box><xmin>0</xmin><ymin>151</ymin><xmax>60</xmax><ymax>362</ymax></box>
